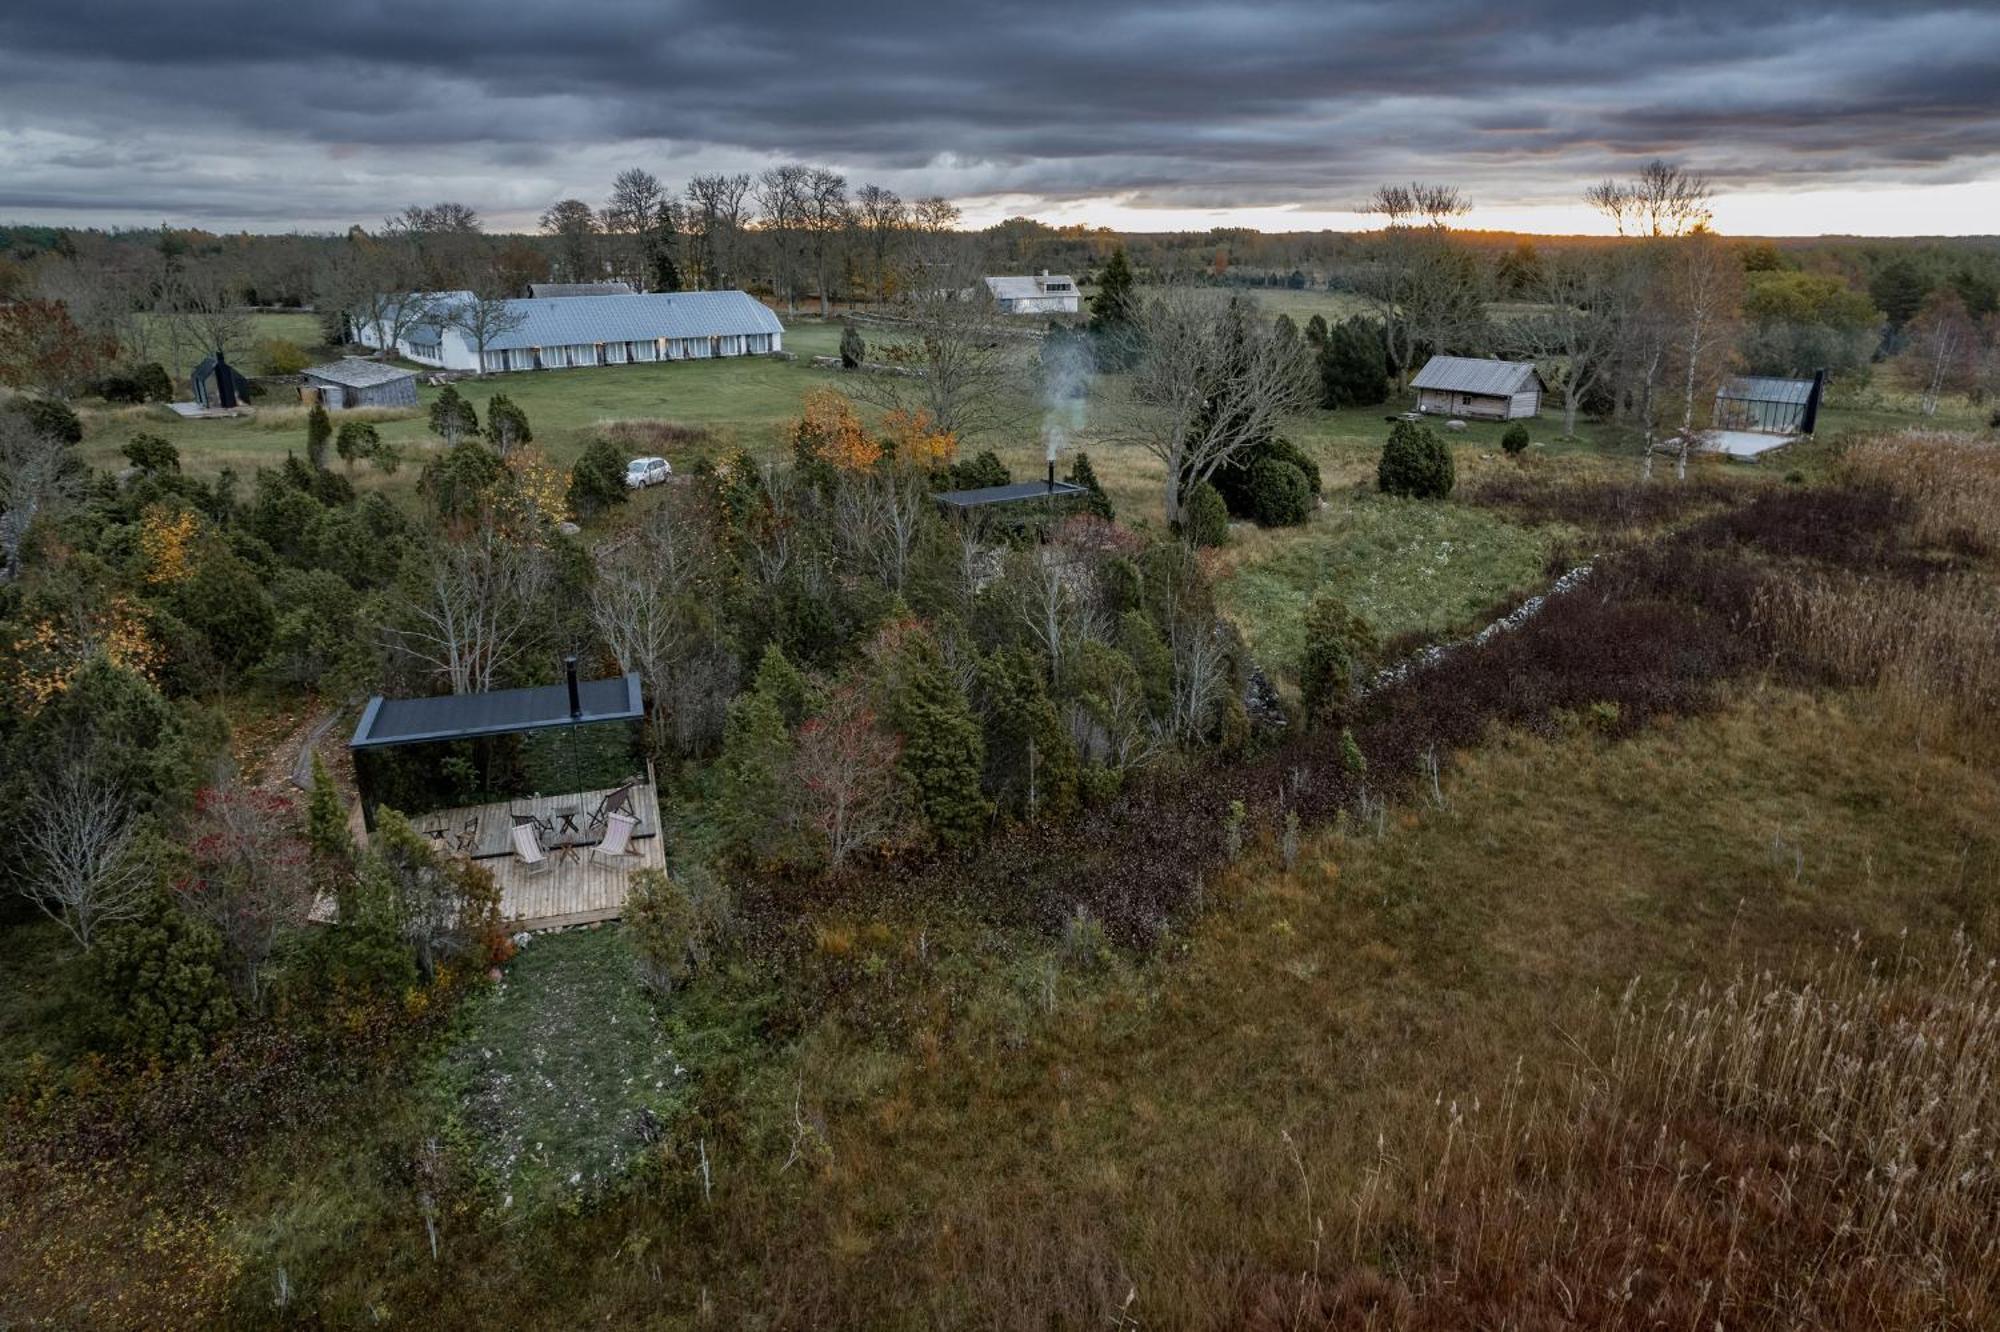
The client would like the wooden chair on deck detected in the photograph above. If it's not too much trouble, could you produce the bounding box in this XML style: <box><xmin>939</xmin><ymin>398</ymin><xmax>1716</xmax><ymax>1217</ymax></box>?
<box><xmin>591</xmin><ymin>812</ymin><xmax>640</xmax><ymax>866</ymax></box>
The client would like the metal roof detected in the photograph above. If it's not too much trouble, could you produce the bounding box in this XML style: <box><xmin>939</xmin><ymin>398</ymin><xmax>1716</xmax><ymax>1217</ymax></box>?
<box><xmin>1715</xmin><ymin>375</ymin><xmax>1815</xmax><ymax>406</ymax></box>
<box><xmin>302</xmin><ymin>357</ymin><xmax>417</xmax><ymax>389</ymax></box>
<box><xmin>527</xmin><ymin>282</ymin><xmax>634</xmax><ymax>298</ymax></box>
<box><xmin>350</xmin><ymin>672</ymin><xmax>643</xmax><ymax>749</ymax></box>
<box><xmin>1409</xmin><ymin>356</ymin><xmax>1542</xmax><ymax>396</ymax></box>
<box><xmin>421</xmin><ymin>290</ymin><xmax>782</xmax><ymax>351</ymax></box>
<box><xmin>984</xmin><ymin>275</ymin><xmax>1078</xmax><ymax>301</ymax></box>
<box><xmin>935</xmin><ymin>480</ymin><xmax>1088</xmax><ymax>510</ymax></box>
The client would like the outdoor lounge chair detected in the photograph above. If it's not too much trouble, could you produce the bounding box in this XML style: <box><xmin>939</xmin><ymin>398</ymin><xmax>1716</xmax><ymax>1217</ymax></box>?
<box><xmin>586</xmin><ymin>781</ymin><xmax>638</xmax><ymax>837</ymax></box>
<box><xmin>591</xmin><ymin>811</ymin><xmax>640</xmax><ymax>865</ymax></box>
<box><xmin>509</xmin><ymin>818</ymin><xmax>551</xmax><ymax>876</ymax></box>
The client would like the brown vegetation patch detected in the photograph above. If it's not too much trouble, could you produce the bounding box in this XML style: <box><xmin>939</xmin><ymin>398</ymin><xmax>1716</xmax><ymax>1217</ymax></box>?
<box><xmin>1266</xmin><ymin>936</ymin><xmax>2000</xmax><ymax>1329</ymax></box>
<box><xmin>595</xmin><ymin>419</ymin><xmax>717</xmax><ymax>453</ymax></box>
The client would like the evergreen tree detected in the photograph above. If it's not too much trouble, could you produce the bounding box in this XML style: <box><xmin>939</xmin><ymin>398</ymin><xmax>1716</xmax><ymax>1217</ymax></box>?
<box><xmin>484</xmin><ymin>393</ymin><xmax>533</xmax><ymax>454</ymax></box>
<box><xmin>305</xmin><ymin>751</ymin><xmax>352</xmax><ymax>864</ymax></box>
<box><xmin>887</xmin><ymin>628</ymin><xmax>989</xmax><ymax>850</ymax></box>
<box><xmin>1117</xmin><ymin>608</ymin><xmax>1174</xmax><ymax>714</ymax></box>
<box><xmin>84</xmin><ymin>891</ymin><xmax>237</xmax><ymax>1060</ymax></box>
<box><xmin>427</xmin><ymin>383</ymin><xmax>479</xmax><ymax>447</ymax></box>
<box><xmin>646</xmin><ymin>204</ymin><xmax>683</xmax><ymax>293</ymax></box>
<box><xmin>305</xmin><ymin>402</ymin><xmax>332</xmax><ymax>470</ymax></box>
<box><xmin>122</xmin><ymin>432</ymin><xmax>180</xmax><ymax>474</ymax></box>
<box><xmin>1065</xmin><ymin>450</ymin><xmax>1114</xmax><ymax>520</ymax></box>
<box><xmin>334</xmin><ymin>420</ymin><xmax>379</xmax><ymax>469</ymax></box>
<box><xmin>976</xmin><ymin>647</ymin><xmax>1079</xmax><ymax>821</ymax></box>
<box><xmin>419</xmin><ymin>438</ymin><xmax>503</xmax><ymax>521</ymax></box>
<box><xmin>1179</xmin><ymin>480</ymin><xmax>1229</xmax><ymax>546</ymax></box>
<box><xmin>1377</xmin><ymin>419</ymin><xmax>1455</xmax><ymax>500</ymax></box>
<box><xmin>1088</xmin><ymin>247</ymin><xmax>1139</xmax><ymax>368</ymax></box>
<box><xmin>715</xmin><ymin>688</ymin><xmax>794</xmax><ymax>865</ymax></box>
<box><xmin>1304</xmin><ymin>313</ymin><xmax>1329</xmax><ymax>347</ymax></box>
<box><xmin>1299</xmin><ymin>593</ymin><xmax>1377</xmax><ymax>727</ymax></box>
<box><xmin>566</xmin><ymin>438</ymin><xmax>628</xmax><ymax>519</ymax></box>
<box><xmin>752</xmin><ymin>644</ymin><xmax>818</xmax><ymax>727</ymax></box>
<box><xmin>1318</xmin><ymin>316</ymin><xmax>1392</xmax><ymax>408</ymax></box>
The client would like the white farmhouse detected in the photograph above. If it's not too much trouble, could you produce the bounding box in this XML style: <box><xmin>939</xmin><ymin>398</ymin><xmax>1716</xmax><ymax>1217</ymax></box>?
<box><xmin>1409</xmin><ymin>356</ymin><xmax>1544</xmax><ymax>421</ymax></box>
<box><xmin>354</xmin><ymin>290</ymin><xmax>785</xmax><ymax>373</ymax></box>
<box><xmin>983</xmin><ymin>272</ymin><xmax>1080</xmax><ymax>315</ymax></box>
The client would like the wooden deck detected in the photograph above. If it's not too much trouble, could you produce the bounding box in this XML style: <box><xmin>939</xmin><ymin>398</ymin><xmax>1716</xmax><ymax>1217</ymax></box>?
<box><xmin>410</xmin><ymin>782</ymin><xmax>666</xmax><ymax>930</ymax></box>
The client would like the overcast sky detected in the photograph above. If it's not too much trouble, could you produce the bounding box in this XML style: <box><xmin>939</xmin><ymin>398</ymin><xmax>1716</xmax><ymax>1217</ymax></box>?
<box><xmin>3</xmin><ymin>1</ymin><xmax>1997</xmax><ymax>236</ymax></box>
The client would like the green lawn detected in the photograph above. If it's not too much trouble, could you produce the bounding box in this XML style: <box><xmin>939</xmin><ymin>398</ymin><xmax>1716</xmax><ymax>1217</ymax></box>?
<box><xmin>434</xmin><ymin>926</ymin><xmax>687</xmax><ymax>1211</ymax></box>
<box><xmin>1214</xmin><ymin>492</ymin><xmax>1552</xmax><ymax>679</ymax></box>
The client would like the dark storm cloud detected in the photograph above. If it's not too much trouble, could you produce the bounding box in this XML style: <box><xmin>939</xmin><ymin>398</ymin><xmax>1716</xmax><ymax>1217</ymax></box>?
<box><xmin>0</xmin><ymin>0</ymin><xmax>1995</xmax><ymax>226</ymax></box>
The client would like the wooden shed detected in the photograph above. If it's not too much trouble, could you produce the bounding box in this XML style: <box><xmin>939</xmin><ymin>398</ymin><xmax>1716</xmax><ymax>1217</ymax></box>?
<box><xmin>300</xmin><ymin>357</ymin><xmax>420</xmax><ymax>410</ymax></box>
<box><xmin>1410</xmin><ymin>356</ymin><xmax>1544</xmax><ymax>421</ymax></box>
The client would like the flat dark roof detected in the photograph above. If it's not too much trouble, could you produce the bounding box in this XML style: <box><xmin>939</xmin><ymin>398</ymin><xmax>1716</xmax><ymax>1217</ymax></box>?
<box><xmin>350</xmin><ymin>672</ymin><xmax>642</xmax><ymax>749</ymax></box>
<box><xmin>934</xmin><ymin>480</ymin><xmax>1088</xmax><ymax>510</ymax></box>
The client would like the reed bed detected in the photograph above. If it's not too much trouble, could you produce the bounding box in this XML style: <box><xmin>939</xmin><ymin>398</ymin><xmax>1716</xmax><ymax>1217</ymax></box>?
<box><xmin>1841</xmin><ymin>431</ymin><xmax>2000</xmax><ymax>555</ymax></box>
<box><xmin>1757</xmin><ymin>569</ymin><xmax>2000</xmax><ymax>742</ymax></box>
<box><xmin>1278</xmin><ymin>936</ymin><xmax>2000</xmax><ymax>1329</ymax></box>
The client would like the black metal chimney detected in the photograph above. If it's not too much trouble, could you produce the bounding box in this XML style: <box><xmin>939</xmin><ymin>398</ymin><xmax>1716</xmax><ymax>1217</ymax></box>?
<box><xmin>1802</xmin><ymin>368</ymin><xmax>1827</xmax><ymax>435</ymax></box>
<box><xmin>1046</xmin><ymin>458</ymin><xmax>1055</xmax><ymax>492</ymax></box>
<box><xmin>564</xmin><ymin>655</ymin><xmax>581</xmax><ymax>718</ymax></box>
<box><xmin>213</xmin><ymin>348</ymin><xmax>237</xmax><ymax>409</ymax></box>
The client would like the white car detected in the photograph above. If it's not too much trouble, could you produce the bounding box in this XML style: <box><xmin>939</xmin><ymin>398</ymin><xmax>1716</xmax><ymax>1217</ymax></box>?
<box><xmin>625</xmin><ymin>456</ymin><xmax>672</xmax><ymax>489</ymax></box>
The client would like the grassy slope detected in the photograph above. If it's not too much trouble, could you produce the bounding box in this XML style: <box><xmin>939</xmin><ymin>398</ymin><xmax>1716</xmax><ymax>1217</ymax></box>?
<box><xmin>310</xmin><ymin>685</ymin><xmax>1996</xmax><ymax>1329</ymax></box>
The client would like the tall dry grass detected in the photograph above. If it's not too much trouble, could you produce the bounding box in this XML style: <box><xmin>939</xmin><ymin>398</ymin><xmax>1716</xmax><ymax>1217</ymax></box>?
<box><xmin>1274</xmin><ymin>936</ymin><xmax>2000</xmax><ymax>1329</ymax></box>
<box><xmin>594</xmin><ymin>419</ymin><xmax>717</xmax><ymax>452</ymax></box>
<box><xmin>1842</xmin><ymin>431</ymin><xmax>2000</xmax><ymax>555</ymax></box>
<box><xmin>1757</xmin><ymin>571</ymin><xmax>2000</xmax><ymax>743</ymax></box>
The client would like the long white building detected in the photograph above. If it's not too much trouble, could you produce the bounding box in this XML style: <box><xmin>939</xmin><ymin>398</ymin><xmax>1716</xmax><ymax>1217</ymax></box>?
<box><xmin>354</xmin><ymin>290</ymin><xmax>785</xmax><ymax>373</ymax></box>
<box><xmin>983</xmin><ymin>272</ymin><xmax>1080</xmax><ymax>315</ymax></box>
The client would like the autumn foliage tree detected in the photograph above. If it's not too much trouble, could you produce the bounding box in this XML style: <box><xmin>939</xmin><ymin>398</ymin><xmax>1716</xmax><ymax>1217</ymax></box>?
<box><xmin>792</xmin><ymin>682</ymin><xmax>904</xmax><ymax>870</ymax></box>
<box><xmin>178</xmin><ymin>781</ymin><xmax>316</xmax><ymax>1007</ymax></box>
<box><xmin>0</xmin><ymin>298</ymin><xmax>115</xmax><ymax>399</ymax></box>
<box><xmin>791</xmin><ymin>387</ymin><xmax>881</xmax><ymax>476</ymax></box>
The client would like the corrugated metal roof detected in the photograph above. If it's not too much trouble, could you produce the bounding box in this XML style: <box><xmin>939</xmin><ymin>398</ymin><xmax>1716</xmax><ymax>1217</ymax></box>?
<box><xmin>425</xmin><ymin>290</ymin><xmax>783</xmax><ymax>351</ymax></box>
<box><xmin>303</xmin><ymin>357</ymin><xmax>417</xmax><ymax>389</ymax></box>
<box><xmin>392</xmin><ymin>291</ymin><xmax>782</xmax><ymax>349</ymax></box>
<box><xmin>527</xmin><ymin>282</ymin><xmax>634</xmax><ymax>298</ymax></box>
<box><xmin>350</xmin><ymin>673</ymin><xmax>643</xmax><ymax>749</ymax></box>
<box><xmin>1715</xmin><ymin>375</ymin><xmax>1815</xmax><ymax>406</ymax></box>
<box><xmin>985</xmin><ymin>274</ymin><xmax>1077</xmax><ymax>301</ymax></box>
<box><xmin>1410</xmin><ymin>356</ymin><xmax>1541</xmax><ymax>396</ymax></box>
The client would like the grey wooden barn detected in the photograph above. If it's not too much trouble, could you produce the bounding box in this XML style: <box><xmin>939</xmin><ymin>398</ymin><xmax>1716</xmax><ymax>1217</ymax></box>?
<box><xmin>1410</xmin><ymin>356</ymin><xmax>1544</xmax><ymax>421</ymax></box>
<box><xmin>300</xmin><ymin>358</ymin><xmax>420</xmax><ymax>410</ymax></box>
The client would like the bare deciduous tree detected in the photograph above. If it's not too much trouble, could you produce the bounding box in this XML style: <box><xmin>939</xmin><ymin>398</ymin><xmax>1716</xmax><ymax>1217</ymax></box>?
<box><xmin>1512</xmin><ymin>250</ymin><xmax>1631</xmax><ymax>438</ymax></box>
<box><xmin>686</xmin><ymin>172</ymin><xmax>752</xmax><ymax>290</ymax></box>
<box><xmin>540</xmin><ymin>198</ymin><xmax>600</xmax><ymax>282</ymax></box>
<box><xmin>0</xmin><ymin>406</ymin><xmax>79</xmax><ymax>582</ymax></box>
<box><xmin>381</xmin><ymin>526</ymin><xmax>552</xmax><ymax>695</ymax></box>
<box><xmin>801</xmin><ymin>168</ymin><xmax>850</xmax><ymax>317</ymax></box>
<box><xmin>854</xmin><ymin>184</ymin><xmax>907</xmax><ymax>300</ymax></box>
<box><xmin>849</xmin><ymin>282</ymin><xmax>1030</xmax><ymax>438</ymax></box>
<box><xmin>443</xmin><ymin>291</ymin><xmax>527</xmax><ymax>375</ymax></box>
<box><xmin>755</xmin><ymin>165</ymin><xmax>812</xmax><ymax>313</ymax></box>
<box><xmin>19</xmin><ymin>769</ymin><xmax>152</xmax><ymax>950</ymax></box>
<box><xmin>592</xmin><ymin>487</ymin><xmax>739</xmax><ymax>756</ymax></box>
<box><xmin>1113</xmin><ymin>288</ymin><xmax>1316</xmax><ymax>525</ymax></box>
<box><xmin>1358</xmin><ymin>182</ymin><xmax>1474</xmax><ymax>384</ymax></box>
<box><xmin>1588</xmin><ymin>160</ymin><xmax>1713</xmax><ymax>238</ymax></box>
